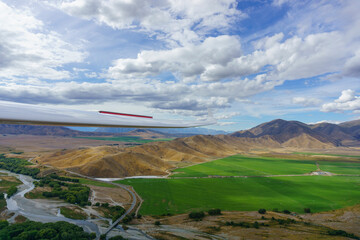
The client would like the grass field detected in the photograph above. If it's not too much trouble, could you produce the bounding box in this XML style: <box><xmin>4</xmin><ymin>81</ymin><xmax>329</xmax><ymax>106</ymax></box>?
<box><xmin>171</xmin><ymin>155</ymin><xmax>318</xmax><ymax>177</ymax></box>
<box><xmin>318</xmin><ymin>161</ymin><xmax>360</xmax><ymax>175</ymax></box>
<box><xmin>118</xmin><ymin>154</ymin><xmax>360</xmax><ymax>216</ymax></box>
<box><xmin>75</xmin><ymin>136</ymin><xmax>173</xmax><ymax>143</ymax></box>
<box><xmin>119</xmin><ymin>176</ymin><xmax>360</xmax><ymax>215</ymax></box>
<box><xmin>76</xmin><ymin>178</ymin><xmax>117</xmax><ymax>188</ymax></box>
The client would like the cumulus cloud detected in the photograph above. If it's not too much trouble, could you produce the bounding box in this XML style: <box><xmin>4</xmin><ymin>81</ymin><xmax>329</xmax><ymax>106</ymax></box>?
<box><xmin>0</xmin><ymin>1</ymin><xmax>86</xmax><ymax>81</ymax></box>
<box><xmin>321</xmin><ymin>89</ymin><xmax>360</xmax><ymax>112</ymax></box>
<box><xmin>292</xmin><ymin>97</ymin><xmax>321</xmax><ymax>106</ymax></box>
<box><xmin>57</xmin><ymin>0</ymin><xmax>244</xmax><ymax>46</ymax></box>
<box><xmin>109</xmin><ymin>35</ymin><xmax>243</xmax><ymax>82</ymax></box>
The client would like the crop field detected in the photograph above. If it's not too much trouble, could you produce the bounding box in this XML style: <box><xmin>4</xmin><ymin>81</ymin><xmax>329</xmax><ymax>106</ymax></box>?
<box><xmin>118</xmin><ymin>155</ymin><xmax>360</xmax><ymax>216</ymax></box>
<box><xmin>75</xmin><ymin>136</ymin><xmax>173</xmax><ymax>143</ymax></box>
<box><xmin>318</xmin><ymin>161</ymin><xmax>360</xmax><ymax>175</ymax></box>
<box><xmin>171</xmin><ymin>155</ymin><xmax>318</xmax><ymax>177</ymax></box>
<box><xmin>119</xmin><ymin>176</ymin><xmax>360</xmax><ymax>215</ymax></box>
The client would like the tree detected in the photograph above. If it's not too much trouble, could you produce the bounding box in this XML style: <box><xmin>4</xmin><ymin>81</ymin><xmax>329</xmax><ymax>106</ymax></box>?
<box><xmin>258</xmin><ymin>209</ymin><xmax>266</xmax><ymax>214</ymax></box>
<box><xmin>208</xmin><ymin>209</ymin><xmax>221</xmax><ymax>216</ymax></box>
<box><xmin>189</xmin><ymin>211</ymin><xmax>205</xmax><ymax>220</ymax></box>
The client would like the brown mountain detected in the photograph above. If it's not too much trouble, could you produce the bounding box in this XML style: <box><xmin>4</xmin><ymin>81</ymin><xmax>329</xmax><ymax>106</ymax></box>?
<box><xmin>33</xmin><ymin>119</ymin><xmax>344</xmax><ymax>177</ymax></box>
<box><xmin>339</xmin><ymin>119</ymin><xmax>360</xmax><ymax>141</ymax></box>
<box><xmin>309</xmin><ymin>122</ymin><xmax>355</xmax><ymax>145</ymax></box>
<box><xmin>35</xmin><ymin>134</ymin><xmax>282</xmax><ymax>177</ymax></box>
<box><xmin>230</xmin><ymin>119</ymin><xmax>335</xmax><ymax>146</ymax></box>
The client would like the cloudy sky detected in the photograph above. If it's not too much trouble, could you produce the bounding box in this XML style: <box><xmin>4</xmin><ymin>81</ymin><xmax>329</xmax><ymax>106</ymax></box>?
<box><xmin>1</xmin><ymin>0</ymin><xmax>359</xmax><ymax>131</ymax></box>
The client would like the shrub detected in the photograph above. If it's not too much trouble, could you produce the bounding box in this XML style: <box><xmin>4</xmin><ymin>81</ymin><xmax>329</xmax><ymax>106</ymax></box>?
<box><xmin>154</xmin><ymin>221</ymin><xmax>161</xmax><ymax>226</ymax></box>
<box><xmin>304</xmin><ymin>208</ymin><xmax>311</xmax><ymax>213</ymax></box>
<box><xmin>189</xmin><ymin>211</ymin><xmax>205</xmax><ymax>220</ymax></box>
<box><xmin>208</xmin><ymin>208</ymin><xmax>221</xmax><ymax>216</ymax></box>
<box><xmin>258</xmin><ymin>209</ymin><xmax>266</xmax><ymax>214</ymax></box>
<box><xmin>283</xmin><ymin>209</ymin><xmax>291</xmax><ymax>214</ymax></box>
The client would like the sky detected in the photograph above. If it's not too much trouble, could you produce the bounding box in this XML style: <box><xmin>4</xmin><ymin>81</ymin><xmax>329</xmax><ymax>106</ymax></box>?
<box><xmin>0</xmin><ymin>0</ymin><xmax>360</xmax><ymax>132</ymax></box>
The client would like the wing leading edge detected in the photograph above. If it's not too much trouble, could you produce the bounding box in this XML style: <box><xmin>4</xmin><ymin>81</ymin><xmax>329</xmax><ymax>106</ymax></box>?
<box><xmin>0</xmin><ymin>101</ymin><xmax>216</xmax><ymax>128</ymax></box>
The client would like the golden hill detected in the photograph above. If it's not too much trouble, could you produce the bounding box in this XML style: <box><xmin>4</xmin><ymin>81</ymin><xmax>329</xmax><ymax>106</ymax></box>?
<box><xmin>34</xmin><ymin>130</ymin><xmax>334</xmax><ymax>178</ymax></box>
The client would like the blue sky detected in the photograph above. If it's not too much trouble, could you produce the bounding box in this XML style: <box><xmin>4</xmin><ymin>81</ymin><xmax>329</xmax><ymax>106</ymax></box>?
<box><xmin>0</xmin><ymin>0</ymin><xmax>359</xmax><ymax>131</ymax></box>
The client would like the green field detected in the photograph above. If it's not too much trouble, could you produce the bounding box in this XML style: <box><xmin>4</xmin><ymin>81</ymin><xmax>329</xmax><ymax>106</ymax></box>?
<box><xmin>171</xmin><ymin>155</ymin><xmax>318</xmax><ymax>177</ymax></box>
<box><xmin>75</xmin><ymin>136</ymin><xmax>173</xmax><ymax>143</ymax></box>
<box><xmin>118</xmin><ymin>154</ymin><xmax>360</xmax><ymax>216</ymax></box>
<box><xmin>76</xmin><ymin>178</ymin><xmax>117</xmax><ymax>188</ymax></box>
<box><xmin>318</xmin><ymin>161</ymin><xmax>360</xmax><ymax>175</ymax></box>
<box><xmin>119</xmin><ymin>176</ymin><xmax>360</xmax><ymax>215</ymax></box>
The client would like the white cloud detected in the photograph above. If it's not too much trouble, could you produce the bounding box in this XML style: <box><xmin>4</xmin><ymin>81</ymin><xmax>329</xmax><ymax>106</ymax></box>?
<box><xmin>57</xmin><ymin>0</ymin><xmax>244</xmax><ymax>46</ymax></box>
<box><xmin>321</xmin><ymin>89</ymin><xmax>360</xmax><ymax>112</ymax></box>
<box><xmin>108</xmin><ymin>35</ymin><xmax>242</xmax><ymax>82</ymax></box>
<box><xmin>292</xmin><ymin>97</ymin><xmax>321</xmax><ymax>106</ymax></box>
<box><xmin>0</xmin><ymin>1</ymin><xmax>86</xmax><ymax>81</ymax></box>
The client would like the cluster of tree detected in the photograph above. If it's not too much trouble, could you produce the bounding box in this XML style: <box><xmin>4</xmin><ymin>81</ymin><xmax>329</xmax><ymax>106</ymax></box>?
<box><xmin>270</xmin><ymin>217</ymin><xmax>297</xmax><ymax>225</ymax></box>
<box><xmin>0</xmin><ymin>154</ymin><xmax>39</xmax><ymax>178</ymax></box>
<box><xmin>42</xmin><ymin>183</ymin><xmax>90</xmax><ymax>206</ymax></box>
<box><xmin>94</xmin><ymin>203</ymin><xmax>126</xmax><ymax>222</ymax></box>
<box><xmin>188</xmin><ymin>209</ymin><xmax>222</xmax><ymax>220</ymax></box>
<box><xmin>0</xmin><ymin>220</ymin><xmax>96</xmax><ymax>240</ymax></box>
<box><xmin>225</xmin><ymin>221</ymin><xmax>262</xmax><ymax>229</ymax></box>
<box><xmin>6</xmin><ymin>186</ymin><xmax>17</xmax><ymax>198</ymax></box>
<box><xmin>271</xmin><ymin>208</ymin><xmax>291</xmax><ymax>214</ymax></box>
<box><xmin>188</xmin><ymin>211</ymin><xmax>205</xmax><ymax>220</ymax></box>
<box><xmin>327</xmin><ymin>229</ymin><xmax>360</xmax><ymax>239</ymax></box>
<box><xmin>49</xmin><ymin>173</ymin><xmax>79</xmax><ymax>183</ymax></box>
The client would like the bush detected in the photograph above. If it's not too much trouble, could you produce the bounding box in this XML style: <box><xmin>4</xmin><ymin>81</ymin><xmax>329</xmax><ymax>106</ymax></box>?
<box><xmin>208</xmin><ymin>208</ymin><xmax>221</xmax><ymax>216</ymax></box>
<box><xmin>154</xmin><ymin>221</ymin><xmax>161</xmax><ymax>226</ymax></box>
<box><xmin>189</xmin><ymin>211</ymin><xmax>205</xmax><ymax>220</ymax></box>
<box><xmin>258</xmin><ymin>209</ymin><xmax>266</xmax><ymax>214</ymax></box>
<box><xmin>7</xmin><ymin>186</ymin><xmax>17</xmax><ymax>198</ymax></box>
<box><xmin>304</xmin><ymin>208</ymin><xmax>311</xmax><ymax>213</ymax></box>
<box><xmin>283</xmin><ymin>209</ymin><xmax>291</xmax><ymax>214</ymax></box>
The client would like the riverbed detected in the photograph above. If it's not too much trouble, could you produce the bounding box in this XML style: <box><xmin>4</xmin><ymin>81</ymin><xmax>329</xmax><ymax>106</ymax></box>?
<box><xmin>1</xmin><ymin>170</ymin><xmax>100</xmax><ymax>236</ymax></box>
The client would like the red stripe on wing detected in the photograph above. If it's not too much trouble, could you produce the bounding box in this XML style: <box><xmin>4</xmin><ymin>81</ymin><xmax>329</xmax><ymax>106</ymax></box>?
<box><xmin>99</xmin><ymin>111</ymin><xmax>153</xmax><ymax>119</ymax></box>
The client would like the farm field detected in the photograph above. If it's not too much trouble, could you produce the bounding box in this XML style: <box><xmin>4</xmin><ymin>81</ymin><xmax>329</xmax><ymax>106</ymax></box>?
<box><xmin>119</xmin><ymin>176</ymin><xmax>360</xmax><ymax>215</ymax></box>
<box><xmin>318</xmin><ymin>161</ymin><xmax>360</xmax><ymax>175</ymax></box>
<box><xmin>118</xmin><ymin>155</ymin><xmax>360</xmax><ymax>216</ymax></box>
<box><xmin>171</xmin><ymin>155</ymin><xmax>318</xmax><ymax>177</ymax></box>
<box><xmin>75</xmin><ymin>136</ymin><xmax>173</xmax><ymax>143</ymax></box>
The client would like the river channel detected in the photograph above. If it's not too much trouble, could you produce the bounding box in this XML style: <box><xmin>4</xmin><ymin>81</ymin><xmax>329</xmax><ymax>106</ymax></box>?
<box><xmin>1</xmin><ymin>170</ymin><xmax>100</xmax><ymax>236</ymax></box>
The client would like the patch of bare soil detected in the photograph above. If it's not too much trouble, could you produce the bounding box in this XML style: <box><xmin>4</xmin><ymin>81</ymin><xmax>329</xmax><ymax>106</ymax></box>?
<box><xmin>14</xmin><ymin>215</ymin><xmax>28</xmax><ymax>223</ymax></box>
<box><xmin>301</xmin><ymin>204</ymin><xmax>360</xmax><ymax>236</ymax></box>
<box><xmin>89</xmin><ymin>185</ymin><xmax>132</xmax><ymax>208</ymax></box>
<box><xmin>133</xmin><ymin>210</ymin><xmax>359</xmax><ymax>240</ymax></box>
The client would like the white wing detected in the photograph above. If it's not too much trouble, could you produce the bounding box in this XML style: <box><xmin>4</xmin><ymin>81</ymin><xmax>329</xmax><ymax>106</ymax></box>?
<box><xmin>0</xmin><ymin>101</ymin><xmax>215</xmax><ymax>128</ymax></box>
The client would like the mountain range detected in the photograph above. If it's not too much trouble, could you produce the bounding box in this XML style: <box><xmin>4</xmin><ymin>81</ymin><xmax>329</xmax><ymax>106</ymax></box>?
<box><xmin>34</xmin><ymin>118</ymin><xmax>360</xmax><ymax>177</ymax></box>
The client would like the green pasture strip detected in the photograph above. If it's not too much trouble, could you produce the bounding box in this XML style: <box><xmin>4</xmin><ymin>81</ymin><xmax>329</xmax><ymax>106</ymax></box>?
<box><xmin>76</xmin><ymin>178</ymin><xmax>117</xmax><ymax>188</ymax></box>
<box><xmin>294</xmin><ymin>152</ymin><xmax>360</xmax><ymax>158</ymax></box>
<box><xmin>75</xmin><ymin>136</ymin><xmax>173</xmax><ymax>143</ymax></box>
<box><xmin>318</xmin><ymin>161</ymin><xmax>360</xmax><ymax>175</ymax></box>
<box><xmin>171</xmin><ymin>155</ymin><xmax>318</xmax><ymax>177</ymax></box>
<box><xmin>118</xmin><ymin>176</ymin><xmax>360</xmax><ymax>216</ymax></box>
